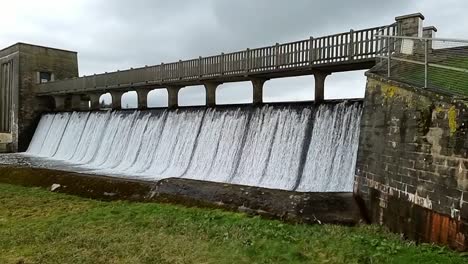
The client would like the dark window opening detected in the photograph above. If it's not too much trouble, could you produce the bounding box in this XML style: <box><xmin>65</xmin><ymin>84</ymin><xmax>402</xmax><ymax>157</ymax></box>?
<box><xmin>40</xmin><ymin>72</ymin><xmax>52</xmax><ymax>83</ymax></box>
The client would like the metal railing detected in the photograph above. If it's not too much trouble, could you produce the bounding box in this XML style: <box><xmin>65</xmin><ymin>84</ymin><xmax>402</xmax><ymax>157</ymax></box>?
<box><xmin>374</xmin><ymin>35</ymin><xmax>468</xmax><ymax>98</ymax></box>
<box><xmin>36</xmin><ymin>24</ymin><xmax>397</xmax><ymax>95</ymax></box>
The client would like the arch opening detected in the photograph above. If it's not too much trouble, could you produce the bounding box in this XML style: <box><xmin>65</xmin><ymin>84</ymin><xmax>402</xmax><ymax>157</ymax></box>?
<box><xmin>324</xmin><ymin>70</ymin><xmax>366</xmax><ymax>100</ymax></box>
<box><xmin>121</xmin><ymin>91</ymin><xmax>138</xmax><ymax>109</ymax></box>
<box><xmin>147</xmin><ymin>89</ymin><xmax>168</xmax><ymax>108</ymax></box>
<box><xmin>99</xmin><ymin>93</ymin><xmax>112</xmax><ymax>109</ymax></box>
<box><xmin>216</xmin><ymin>82</ymin><xmax>252</xmax><ymax>105</ymax></box>
<box><xmin>178</xmin><ymin>85</ymin><xmax>205</xmax><ymax>106</ymax></box>
<box><xmin>264</xmin><ymin>76</ymin><xmax>314</xmax><ymax>103</ymax></box>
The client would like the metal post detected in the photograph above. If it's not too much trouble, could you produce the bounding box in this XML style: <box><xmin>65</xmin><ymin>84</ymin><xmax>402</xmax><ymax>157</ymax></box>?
<box><xmin>424</xmin><ymin>39</ymin><xmax>428</xmax><ymax>88</ymax></box>
<box><xmin>387</xmin><ymin>36</ymin><xmax>391</xmax><ymax>78</ymax></box>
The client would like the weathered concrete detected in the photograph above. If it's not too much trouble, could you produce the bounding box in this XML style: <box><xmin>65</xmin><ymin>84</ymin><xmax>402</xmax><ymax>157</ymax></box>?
<box><xmin>53</xmin><ymin>95</ymin><xmax>67</xmax><ymax>111</ymax></box>
<box><xmin>168</xmin><ymin>86</ymin><xmax>183</xmax><ymax>109</ymax></box>
<box><xmin>0</xmin><ymin>43</ymin><xmax>78</xmax><ymax>151</ymax></box>
<box><xmin>71</xmin><ymin>94</ymin><xmax>83</xmax><ymax>111</ymax></box>
<box><xmin>0</xmin><ymin>133</ymin><xmax>12</xmax><ymax>144</ymax></box>
<box><xmin>136</xmin><ymin>88</ymin><xmax>152</xmax><ymax>109</ymax></box>
<box><xmin>423</xmin><ymin>26</ymin><xmax>437</xmax><ymax>38</ymax></box>
<box><xmin>204</xmin><ymin>82</ymin><xmax>219</xmax><ymax>107</ymax></box>
<box><xmin>251</xmin><ymin>79</ymin><xmax>267</xmax><ymax>105</ymax></box>
<box><xmin>314</xmin><ymin>71</ymin><xmax>330</xmax><ymax>103</ymax></box>
<box><xmin>0</xmin><ymin>165</ymin><xmax>362</xmax><ymax>225</ymax></box>
<box><xmin>110</xmin><ymin>91</ymin><xmax>125</xmax><ymax>110</ymax></box>
<box><xmin>0</xmin><ymin>133</ymin><xmax>12</xmax><ymax>153</ymax></box>
<box><xmin>89</xmin><ymin>93</ymin><xmax>102</xmax><ymax>110</ymax></box>
<box><xmin>355</xmin><ymin>73</ymin><xmax>468</xmax><ymax>250</ymax></box>
<box><xmin>395</xmin><ymin>13</ymin><xmax>424</xmax><ymax>37</ymax></box>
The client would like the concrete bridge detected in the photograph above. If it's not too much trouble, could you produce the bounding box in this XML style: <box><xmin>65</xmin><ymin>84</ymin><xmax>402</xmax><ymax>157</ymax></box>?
<box><xmin>37</xmin><ymin>24</ymin><xmax>397</xmax><ymax>110</ymax></box>
<box><xmin>0</xmin><ymin>13</ymin><xmax>430</xmax><ymax>151</ymax></box>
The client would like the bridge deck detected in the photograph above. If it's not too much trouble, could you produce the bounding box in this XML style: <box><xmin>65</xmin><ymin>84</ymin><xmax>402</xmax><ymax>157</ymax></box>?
<box><xmin>37</xmin><ymin>25</ymin><xmax>396</xmax><ymax>95</ymax></box>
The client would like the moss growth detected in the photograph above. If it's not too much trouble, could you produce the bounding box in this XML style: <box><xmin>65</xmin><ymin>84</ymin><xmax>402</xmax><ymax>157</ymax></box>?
<box><xmin>382</xmin><ymin>84</ymin><xmax>397</xmax><ymax>99</ymax></box>
<box><xmin>448</xmin><ymin>106</ymin><xmax>458</xmax><ymax>135</ymax></box>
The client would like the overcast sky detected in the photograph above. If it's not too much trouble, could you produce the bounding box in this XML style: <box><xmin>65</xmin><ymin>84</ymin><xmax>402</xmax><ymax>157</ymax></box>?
<box><xmin>2</xmin><ymin>0</ymin><xmax>467</xmax><ymax>107</ymax></box>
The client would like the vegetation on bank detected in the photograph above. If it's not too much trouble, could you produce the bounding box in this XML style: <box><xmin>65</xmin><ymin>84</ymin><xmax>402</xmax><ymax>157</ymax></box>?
<box><xmin>395</xmin><ymin>56</ymin><xmax>468</xmax><ymax>97</ymax></box>
<box><xmin>0</xmin><ymin>183</ymin><xmax>466</xmax><ymax>264</ymax></box>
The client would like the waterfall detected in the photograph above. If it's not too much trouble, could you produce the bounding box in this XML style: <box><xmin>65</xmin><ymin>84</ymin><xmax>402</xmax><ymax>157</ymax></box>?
<box><xmin>26</xmin><ymin>102</ymin><xmax>362</xmax><ymax>192</ymax></box>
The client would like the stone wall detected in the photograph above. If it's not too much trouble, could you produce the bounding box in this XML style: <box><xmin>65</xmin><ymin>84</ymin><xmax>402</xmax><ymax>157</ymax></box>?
<box><xmin>355</xmin><ymin>73</ymin><xmax>468</xmax><ymax>250</ymax></box>
<box><xmin>16</xmin><ymin>44</ymin><xmax>78</xmax><ymax>151</ymax></box>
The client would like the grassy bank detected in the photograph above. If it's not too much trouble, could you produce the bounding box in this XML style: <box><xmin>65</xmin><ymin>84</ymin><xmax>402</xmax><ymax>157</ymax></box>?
<box><xmin>0</xmin><ymin>183</ymin><xmax>465</xmax><ymax>263</ymax></box>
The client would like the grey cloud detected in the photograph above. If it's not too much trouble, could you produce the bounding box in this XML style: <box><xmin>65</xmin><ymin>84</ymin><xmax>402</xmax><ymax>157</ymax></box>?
<box><xmin>2</xmin><ymin>0</ymin><xmax>468</xmax><ymax>105</ymax></box>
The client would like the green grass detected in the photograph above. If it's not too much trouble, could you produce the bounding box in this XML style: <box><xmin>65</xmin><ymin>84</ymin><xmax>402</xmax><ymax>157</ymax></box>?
<box><xmin>393</xmin><ymin>55</ymin><xmax>468</xmax><ymax>97</ymax></box>
<box><xmin>0</xmin><ymin>183</ymin><xmax>466</xmax><ymax>264</ymax></box>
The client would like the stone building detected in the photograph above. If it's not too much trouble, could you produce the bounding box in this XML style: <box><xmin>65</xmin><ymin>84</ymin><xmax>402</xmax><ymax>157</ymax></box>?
<box><xmin>0</xmin><ymin>43</ymin><xmax>78</xmax><ymax>152</ymax></box>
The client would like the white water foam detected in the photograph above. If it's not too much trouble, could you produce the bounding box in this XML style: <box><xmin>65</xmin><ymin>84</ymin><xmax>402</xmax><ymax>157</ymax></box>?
<box><xmin>26</xmin><ymin>103</ymin><xmax>362</xmax><ymax>192</ymax></box>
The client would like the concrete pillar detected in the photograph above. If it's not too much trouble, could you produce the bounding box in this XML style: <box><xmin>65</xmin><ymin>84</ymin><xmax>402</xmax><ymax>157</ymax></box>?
<box><xmin>89</xmin><ymin>93</ymin><xmax>102</xmax><ymax>110</ymax></box>
<box><xmin>167</xmin><ymin>86</ymin><xmax>183</xmax><ymax>109</ymax></box>
<box><xmin>52</xmin><ymin>95</ymin><xmax>66</xmax><ymax>111</ymax></box>
<box><xmin>423</xmin><ymin>26</ymin><xmax>437</xmax><ymax>38</ymax></box>
<box><xmin>423</xmin><ymin>26</ymin><xmax>437</xmax><ymax>52</ymax></box>
<box><xmin>110</xmin><ymin>91</ymin><xmax>125</xmax><ymax>110</ymax></box>
<box><xmin>136</xmin><ymin>88</ymin><xmax>152</xmax><ymax>110</ymax></box>
<box><xmin>71</xmin><ymin>94</ymin><xmax>82</xmax><ymax>111</ymax></box>
<box><xmin>314</xmin><ymin>71</ymin><xmax>330</xmax><ymax>103</ymax></box>
<box><xmin>251</xmin><ymin>79</ymin><xmax>267</xmax><ymax>105</ymax></box>
<box><xmin>204</xmin><ymin>82</ymin><xmax>220</xmax><ymax>107</ymax></box>
<box><xmin>395</xmin><ymin>13</ymin><xmax>424</xmax><ymax>37</ymax></box>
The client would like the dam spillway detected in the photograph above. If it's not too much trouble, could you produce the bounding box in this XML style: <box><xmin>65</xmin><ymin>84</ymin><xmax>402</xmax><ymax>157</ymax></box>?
<box><xmin>23</xmin><ymin>102</ymin><xmax>362</xmax><ymax>192</ymax></box>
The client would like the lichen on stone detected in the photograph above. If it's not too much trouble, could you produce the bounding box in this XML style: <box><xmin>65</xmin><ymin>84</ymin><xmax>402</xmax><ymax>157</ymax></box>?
<box><xmin>382</xmin><ymin>84</ymin><xmax>397</xmax><ymax>99</ymax></box>
<box><xmin>448</xmin><ymin>106</ymin><xmax>458</xmax><ymax>135</ymax></box>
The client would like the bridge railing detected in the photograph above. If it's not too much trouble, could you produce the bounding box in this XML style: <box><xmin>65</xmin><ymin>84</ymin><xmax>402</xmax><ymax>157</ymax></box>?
<box><xmin>374</xmin><ymin>35</ymin><xmax>468</xmax><ymax>98</ymax></box>
<box><xmin>37</xmin><ymin>24</ymin><xmax>397</xmax><ymax>95</ymax></box>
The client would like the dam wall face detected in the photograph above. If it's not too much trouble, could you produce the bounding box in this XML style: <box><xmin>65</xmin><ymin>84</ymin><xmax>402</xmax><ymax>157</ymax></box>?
<box><xmin>355</xmin><ymin>74</ymin><xmax>468</xmax><ymax>250</ymax></box>
<box><xmin>25</xmin><ymin>102</ymin><xmax>362</xmax><ymax>193</ymax></box>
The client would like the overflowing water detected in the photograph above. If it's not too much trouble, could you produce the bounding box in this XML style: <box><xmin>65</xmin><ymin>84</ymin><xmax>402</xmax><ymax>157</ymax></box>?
<box><xmin>24</xmin><ymin>103</ymin><xmax>362</xmax><ymax>192</ymax></box>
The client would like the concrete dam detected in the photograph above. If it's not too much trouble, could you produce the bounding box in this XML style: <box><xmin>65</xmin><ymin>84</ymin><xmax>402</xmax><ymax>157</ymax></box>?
<box><xmin>24</xmin><ymin>102</ymin><xmax>362</xmax><ymax>192</ymax></box>
<box><xmin>2</xmin><ymin>13</ymin><xmax>468</xmax><ymax>250</ymax></box>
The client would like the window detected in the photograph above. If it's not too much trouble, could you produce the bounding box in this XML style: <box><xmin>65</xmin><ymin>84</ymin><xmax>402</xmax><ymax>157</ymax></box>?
<box><xmin>39</xmin><ymin>72</ymin><xmax>53</xmax><ymax>83</ymax></box>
